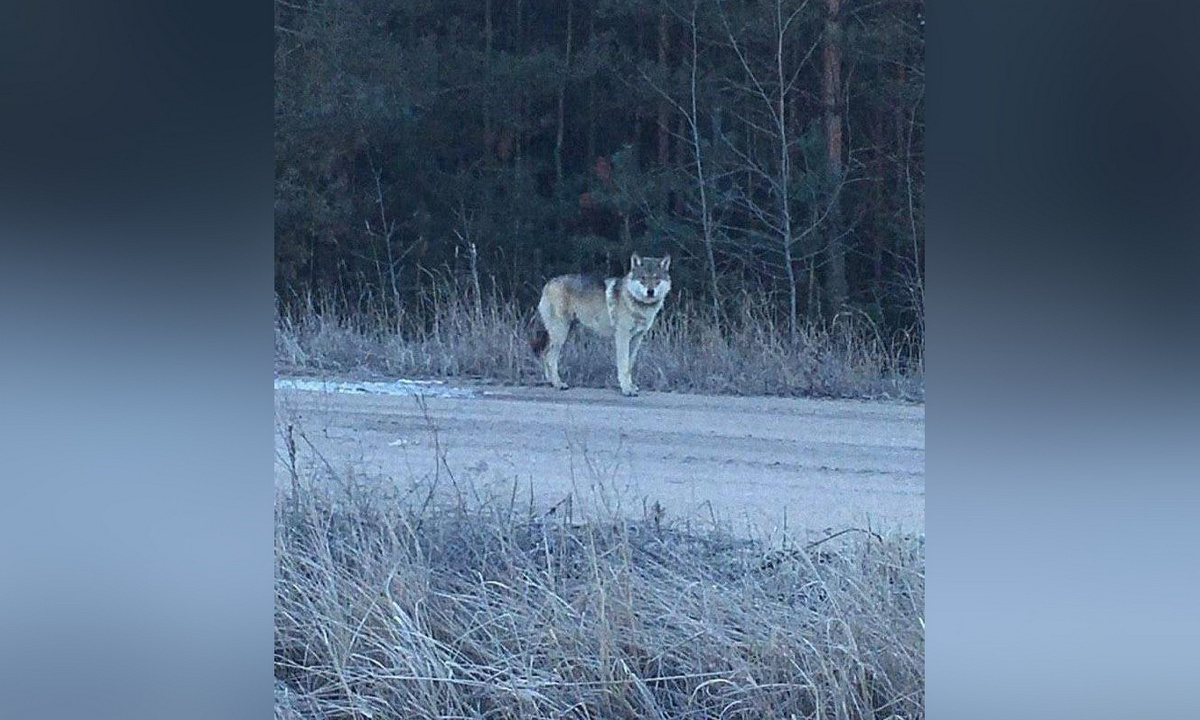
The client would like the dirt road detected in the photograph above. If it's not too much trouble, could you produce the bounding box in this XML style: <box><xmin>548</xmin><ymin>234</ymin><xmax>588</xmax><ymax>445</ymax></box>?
<box><xmin>275</xmin><ymin>378</ymin><xmax>924</xmax><ymax>535</ymax></box>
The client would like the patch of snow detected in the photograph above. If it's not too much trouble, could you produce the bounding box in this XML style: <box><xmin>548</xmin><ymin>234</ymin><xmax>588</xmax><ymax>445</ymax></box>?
<box><xmin>274</xmin><ymin>376</ymin><xmax>476</xmax><ymax>398</ymax></box>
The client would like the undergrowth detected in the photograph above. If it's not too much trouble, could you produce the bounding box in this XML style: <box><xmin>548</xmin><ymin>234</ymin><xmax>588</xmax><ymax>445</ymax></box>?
<box><xmin>275</xmin><ymin>285</ymin><xmax>923</xmax><ymax>401</ymax></box>
<box><xmin>275</xmin><ymin>469</ymin><xmax>925</xmax><ymax>719</ymax></box>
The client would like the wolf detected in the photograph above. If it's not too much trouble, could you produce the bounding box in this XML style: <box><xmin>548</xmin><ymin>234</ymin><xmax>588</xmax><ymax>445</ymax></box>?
<box><xmin>531</xmin><ymin>253</ymin><xmax>671</xmax><ymax>396</ymax></box>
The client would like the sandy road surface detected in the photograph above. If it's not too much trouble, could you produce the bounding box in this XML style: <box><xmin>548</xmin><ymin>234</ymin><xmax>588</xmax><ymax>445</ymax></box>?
<box><xmin>275</xmin><ymin>380</ymin><xmax>924</xmax><ymax>535</ymax></box>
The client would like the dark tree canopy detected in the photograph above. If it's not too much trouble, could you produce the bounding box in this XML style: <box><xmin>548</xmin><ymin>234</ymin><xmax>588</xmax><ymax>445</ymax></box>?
<box><xmin>275</xmin><ymin>0</ymin><xmax>924</xmax><ymax>334</ymax></box>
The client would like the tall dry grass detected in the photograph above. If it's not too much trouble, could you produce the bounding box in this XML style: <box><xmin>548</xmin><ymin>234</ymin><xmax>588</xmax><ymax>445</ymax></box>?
<box><xmin>275</xmin><ymin>469</ymin><xmax>924</xmax><ymax>719</ymax></box>
<box><xmin>275</xmin><ymin>283</ymin><xmax>923</xmax><ymax>401</ymax></box>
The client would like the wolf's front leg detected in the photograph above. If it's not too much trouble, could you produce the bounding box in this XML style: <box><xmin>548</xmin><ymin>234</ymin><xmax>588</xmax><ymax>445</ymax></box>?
<box><xmin>615</xmin><ymin>330</ymin><xmax>637</xmax><ymax>396</ymax></box>
<box><xmin>626</xmin><ymin>331</ymin><xmax>645</xmax><ymax>394</ymax></box>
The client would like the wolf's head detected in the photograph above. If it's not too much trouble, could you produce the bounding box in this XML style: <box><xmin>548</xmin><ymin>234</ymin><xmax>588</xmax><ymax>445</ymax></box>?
<box><xmin>625</xmin><ymin>252</ymin><xmax>671</xmax><ymax>303</ymax></box>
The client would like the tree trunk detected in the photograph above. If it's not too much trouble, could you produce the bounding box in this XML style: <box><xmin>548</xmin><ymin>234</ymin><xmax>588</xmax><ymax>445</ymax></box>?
<box><xmin>686</xmin><ymin>1</ymin><xmax>720</xmax><ymax>322</ymax></box>
<box><xmin>657</xmin><ymin>13</ymin><xmax>670</xmax><ymax>166</ymax></box>
<box><xmin>554</xmin><ymin>0</ymin><xmax>573</xmax><ymax>192</ymax></box>
<box><xmin>586</xmin><ymin>10</ymin><xmax>596</xmax><ymax>172</ymax></box>
<box><xmin>821</xmin><ymin>0</ymin><xmax>848</xmax><ymax>316</ymax></box>
<box><xmin>776</xmin><ymin>0</ymin><xmax>797</xmax><ymax>337</ymax></box>
<box><xmin>895</xmin><ymin>58</ymin><xmax>910</xmax><ymax>271</ymax></box>
<box><xmin>484</xmin><ymin>0</ymin><xmax>493</xmax><ymax>164</ymax></box>
<box><xmin>871</xmin><ymin>107</ymin><xmax>886</xmax><ymax>302</ymax></box>
<box><xmin>514</xmin><ymin>0</ymin><xmax>524</xmax><ymax>179</ymax></box>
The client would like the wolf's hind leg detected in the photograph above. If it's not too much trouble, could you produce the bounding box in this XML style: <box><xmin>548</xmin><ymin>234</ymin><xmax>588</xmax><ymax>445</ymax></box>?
<box><xmin>543</xmin><ymin>318</ymin><xmax>571</xmax><ymax>390</ymax></box>
<box><xmin>537</xmin><ymin>289</ymin><xmax>573</xmax><ymax>390</ymax></box>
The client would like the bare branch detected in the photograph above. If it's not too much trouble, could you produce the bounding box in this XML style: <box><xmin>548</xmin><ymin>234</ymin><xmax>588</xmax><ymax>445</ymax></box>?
<box><xmin>715</xmin><ymin>0</ymin><xmax>778</xmax><ymax>123</ymax></box>
<box><xmin>783</xmin><ymin>28</ymin><xmax>827</xmax><ymax>97</ymax></box>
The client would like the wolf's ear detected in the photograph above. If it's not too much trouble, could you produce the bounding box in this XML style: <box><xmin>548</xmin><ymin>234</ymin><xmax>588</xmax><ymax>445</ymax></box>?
<box><xmin>660</xmin><ymin>254</ymin><xmax>671</xmax><ymax>271</ymax></box>
<box><xmin>631</xmin><ymin>252</ymin><xmax>642</xmax><ymax>268</ymax></box>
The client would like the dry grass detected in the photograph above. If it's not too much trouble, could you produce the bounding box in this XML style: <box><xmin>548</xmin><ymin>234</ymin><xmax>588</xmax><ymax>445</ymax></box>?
<box><xmin>275</xmin><ymin>469</ymin><xmax>925</xmax><ymax>719</ymax></box>
<box><xmin>275</xmin><ymin>285</ymin><xmax>923</xmax><ymax>401</ymax></box>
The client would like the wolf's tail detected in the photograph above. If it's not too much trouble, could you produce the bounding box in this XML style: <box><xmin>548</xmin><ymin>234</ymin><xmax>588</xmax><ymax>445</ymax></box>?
<box><xmin>530</xmin><ymin>322</ymin><xmax>549</xmax><ymax>357</ymax></box>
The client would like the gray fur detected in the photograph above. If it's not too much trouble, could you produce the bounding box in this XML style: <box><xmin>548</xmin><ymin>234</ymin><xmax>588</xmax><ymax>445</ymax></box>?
<box><xmin>559</xmin><ymin>274</ymin><xmax>606</xmax><ymax>294</ymax></box>
<box><xmin>533</xmin><ymin>254</ymin><xmax>671</xmax><ymax>396</ymax></box>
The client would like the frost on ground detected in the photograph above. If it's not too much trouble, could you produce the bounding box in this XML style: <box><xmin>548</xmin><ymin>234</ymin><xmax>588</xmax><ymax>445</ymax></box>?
<box><xmin>273</xmin><ymin>376</ymin><xmax>478</xmax><ymax>398</ymax></box>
